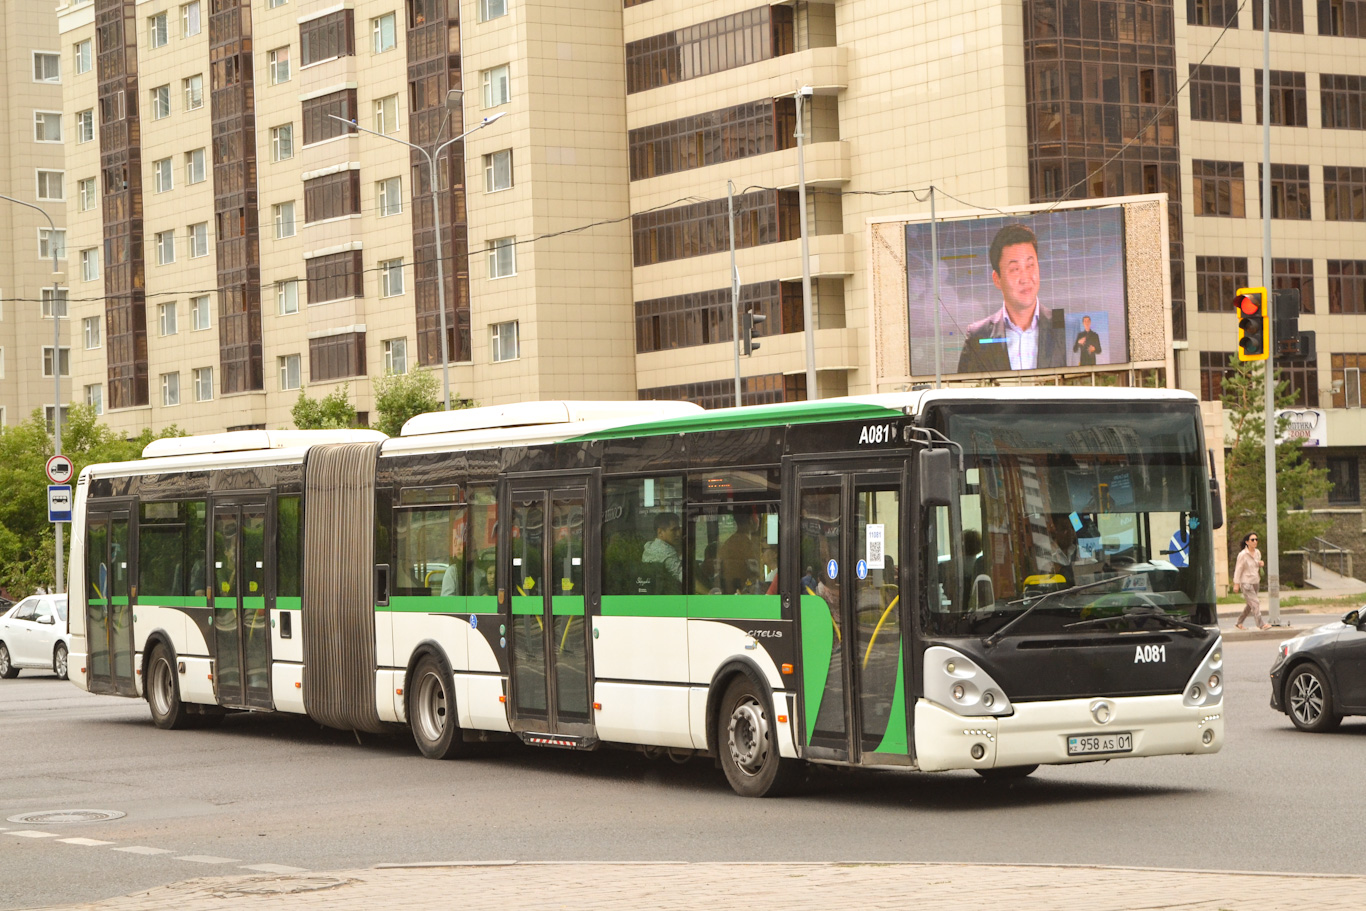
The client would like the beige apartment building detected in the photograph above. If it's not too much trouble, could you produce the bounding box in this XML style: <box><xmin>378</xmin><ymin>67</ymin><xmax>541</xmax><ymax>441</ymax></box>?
<box><xmin>0</xmin><ymin>1</ymin><xmax>71</xmax><ymax>429</ymax></box>
<box><xmin>53</xmin><ymin>2</ymin><xmax>1366</xmax><ymax>513</ymax></box>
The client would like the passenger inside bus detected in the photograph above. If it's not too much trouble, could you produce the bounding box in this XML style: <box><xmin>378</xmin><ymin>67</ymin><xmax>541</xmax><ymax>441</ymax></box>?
<box><xmin>718</xmin><ymin>511</ymin><xmax>762</xmax><ymax>593</ymax></box>
<box><xmin>641</xmin><ymin>512</ymin><xmax>684</xmax><ymax>588</ymax></box>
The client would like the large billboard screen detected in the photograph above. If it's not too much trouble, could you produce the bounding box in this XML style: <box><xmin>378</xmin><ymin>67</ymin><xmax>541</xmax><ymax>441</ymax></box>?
<box><xmin>905</xmin><ymin>208</ymin><xmax>1128</xmax><ymax>376</ymax></box>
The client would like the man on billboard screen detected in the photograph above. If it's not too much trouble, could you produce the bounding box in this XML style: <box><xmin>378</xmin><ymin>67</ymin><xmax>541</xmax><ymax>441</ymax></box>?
<box><xmin>957</xmin><ymin>224</ymin><xmax>1067</xmax><ymax>373</ymax></box>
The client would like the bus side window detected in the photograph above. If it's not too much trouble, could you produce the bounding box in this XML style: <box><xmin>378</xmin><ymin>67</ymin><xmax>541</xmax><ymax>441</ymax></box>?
<box><xmin>602</xmin><ymin>476</ymin><xmax>684</xmax><ymax>596</ymax></box>
<box><xmin>466</xmin><ymin>486</ymin><xmax>498</xmax><ymax>597</ymax></box>
<box><xmin>700</xmin><ymin>503</ymin><xmax>778</xmax><ymax>595</ymax></box>
<box><xmin>138</xmin><ymin>500</ymin><xmax>207</xmax><ymax>601</ymax></box>
<box><xmin>394</xmin><ymin>486</ymin><xmax>466</xmax><ymax>597</ymax></box>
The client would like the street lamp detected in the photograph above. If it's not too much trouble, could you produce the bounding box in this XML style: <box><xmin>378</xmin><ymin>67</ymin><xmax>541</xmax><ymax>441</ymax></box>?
<box><xmin>330</xmin><ymin>106</ymin><xmax>507</xmax><ymax>411</ymax></box>
<box><xmin>0</xmin><ymin>192</ymin><xmax>66</xmax><ymax>593</ymax></box>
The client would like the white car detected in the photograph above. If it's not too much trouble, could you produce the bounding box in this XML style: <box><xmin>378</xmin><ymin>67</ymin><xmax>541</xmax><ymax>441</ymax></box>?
<box><xmin>0</xmin><ymin>595</ymin><xmax>70</xmax><ymax>680</ymax></box>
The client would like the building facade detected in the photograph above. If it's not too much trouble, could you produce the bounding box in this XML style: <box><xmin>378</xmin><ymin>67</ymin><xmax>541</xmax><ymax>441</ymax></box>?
<box><xmin>0</xmin><ymin>1</ymin><xmax>71</xmax><ymax>429</ymax></box>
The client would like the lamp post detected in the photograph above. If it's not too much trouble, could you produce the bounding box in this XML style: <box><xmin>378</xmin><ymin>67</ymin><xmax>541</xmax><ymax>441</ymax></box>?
<box><xmin>330</xmin><ymin>107</ymin><xmax>506</xmax><ymax>410</ymax></box>
<box><xmin>0</xmin><ymin>193</ymin><xmax>65</xmax><ymax>593</ymax></box>
<box><xmin>793</xmin><ymin>85</ymin><xmax>818</xmax><ymax>401</ymax></box>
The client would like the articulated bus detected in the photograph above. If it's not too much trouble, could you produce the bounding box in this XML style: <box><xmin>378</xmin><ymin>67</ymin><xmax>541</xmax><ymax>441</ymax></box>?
<box><xmin>68</xmin><ymin>389</ymin><xmax>1224</xmax><ymax>796</ymax></box>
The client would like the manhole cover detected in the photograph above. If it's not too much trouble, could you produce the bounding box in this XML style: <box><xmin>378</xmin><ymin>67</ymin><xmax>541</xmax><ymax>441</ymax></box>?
<box><xmin>222</xmin><ymin>876</ymin><xmax>354</xmax><ymax>896</ymax></box>
<box><xmin>7</xmin><ymin>809</ymin><xmax>126</xmax><ymax>825</ymax></box>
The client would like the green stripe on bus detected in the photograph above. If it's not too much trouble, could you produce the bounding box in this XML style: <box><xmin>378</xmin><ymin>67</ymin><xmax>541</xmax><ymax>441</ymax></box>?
<box><xmin>213</xmin><ymin>598</ymin><xmax>234</xmax><ymax>610</ymax></box>
<box><xmin>800</xmin><ymin>594</ymin><xmax>835</xmax><ymax>744</ymax></box>
<box><xmin>136</xmin><ymin>596</ymin><xmax>209</xmax><ymax>608</ymax></box>
<box><xmin>565</xmin><ymin>401</ymin><xmax>904</xmax><ymax>442</ymax></box>
<box><xmin>551</xmin><ymin>596</ymin><xmax>585</xmax><ymax>617</ymax></box>
<box><xmin>243</xmin><ymin>597</ymin><xmax>265</xmax><ymax>610</ymax></box>
<box><xmin>687</xmin><ymin>594</ymin><xmax>780</xmax><ymax>620</ymax></box>
<box><xmin>872</xmin><ymin>644</ymin><xmax>908</xmax><ymax>756</ymax></box>
<box><xmin>277</xmin><ymin>597</ymin><xmax>302</xmax><ymax>611</ymax></box>
<box><xmin>511</xmin><ymin>597</ymin><xmax>540</xmax><ymax>616</ymax></box>
<box><xmin>600</xmin><ymin>595</ymin><xmax>688</xmax><ymax>618</ymax></box>
<box><xmin>385</xmin><ymin>595</ymin><xmax>469</xmax><ymax>613</ymax></box>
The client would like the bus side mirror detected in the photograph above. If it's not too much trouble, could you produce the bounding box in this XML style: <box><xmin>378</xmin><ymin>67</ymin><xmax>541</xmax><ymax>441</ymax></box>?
<box><xmin>919</xmin><ymin>448</ymin><xmax>954</xmax><ymax>509</ymax></box>
<box><xmin>1208</xmin><ymin>449</ymin><xmax>1224</xmax><ymax>530</ymax></box>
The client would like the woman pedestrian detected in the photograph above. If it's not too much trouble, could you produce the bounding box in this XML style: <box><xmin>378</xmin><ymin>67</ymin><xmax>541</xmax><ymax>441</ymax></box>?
<box><xmin>1233</xmin><ymin>532</ymin><xmax>1270</xmax><ymax>630</ymax></box>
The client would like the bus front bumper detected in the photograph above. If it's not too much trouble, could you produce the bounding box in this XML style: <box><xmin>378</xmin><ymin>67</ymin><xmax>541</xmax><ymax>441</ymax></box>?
<box><xmin>914</xmin><ymin>695</ymin><xmax>1224</xmax><ymax>773</ymax></box>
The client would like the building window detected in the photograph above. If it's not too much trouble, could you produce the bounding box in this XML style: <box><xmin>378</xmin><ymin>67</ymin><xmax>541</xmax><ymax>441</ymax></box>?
<box><xmin>274</xmin><ymin>201</ymin><xmax>296</xmax><ymax>238</ymax></box>
<box><xmin>1327</xmin><ymin>457</ymin><xmax>1360</xmax><ymax>505</ymax></box>
<box><xmin>377</xmin><ymin>177</ymin><xmax>402</xmax><ymax>216</ymax></box>
<box><xmin>38</xmin><ymin>228</ymin><xmax>66</xmax><ymax>260</ymax></box>
<box><xmin>191</xmin><ymin>294</ymin><xmax>211</xmax><ymax>330</ymax></box>
<box><xmin>1272</xmin><ymin>258</ymin><xmax>1315</xmax><ymax>314</ymax></box>
<box><xmin>383</xmin><ymin>337</ymin><xmax>408</xmax><ymax>374</ymax></box>
<box><xmin>279</xmin><ymin>354</ymin><xmax>302</xmax><ymax>391</ymax></box>
<box><xmin>632</xmin><ymin>190</ymin><xmax>799</xmax><ymax>266</ymax></box>
<box><xmin>304</xmin><ymin>170</ymin><xmax>360</xmax><ymax>222</ymax></box>
<box><xmin>33</xmin><ymin>52</ymin><xmax>61</xmax><ymax>83</ymax></box>
<box><xmin>193</xmin><ymin>366</ymin><xmax>214</xmax><ymax>402</ymax></box>
<box><xmin>74</xmin><ymin>40</ymin><xmax>91</xmax><ymax>75</ymax></box>
<box><xmin>277</xmin><ymin>280</ymin><xmax>299</xmax><ymax>314</ymax></box>
<box><xmin>150</xmin><ymin>85</ymin><xmax>170</xmax><ymax>120</ymax></box>
<box><xmin>636</xmin><ymin>280</ymin><xmax>794</xmax><ymax>353</ymax></box>
<box><xmin>161</xmin><ymin>372</ymin><xmax>180</xmax><ymax>407</ymax></box>
<box><xmin>155</xmin><ymin>230</ymin><xmax>176</xmax><ymax>265</ymax></box>
<box><xmin>183</xmin><ymin>74</ymin><xmax>203</xmax><ymax>110</ymax></box>
<box><xmin>484</xmin><ymin>149</ymin><xmax>512</xmax><ymax>192</ymax></box>
<box><xmin>300</xmin><ymin>10</ymin><xmax>354</xmax><ymax>66</ymax></box>
<box><xmin>1192</xmin><ymin>160</ymin><xmax>1245</xmax><ymax>217</ymax></box>
<box><xmin>1332</xmin><ymin>354</ymin><xmax>1366</xmax><ymax>407</ymax></box>
<box><xmin>625</xmin><ymin>6</ymin><xmax>794</xmax><ymax>94</ymax></box>
<box><xmin>1260</xmin><ymin>163</ymin><xmax>1312</xmax><ymax>220</ymax></box>
<box><xmin>43</xmin><ymin>406</ymin><xmax>70</xmax><ymax>432</ymax></box>
<box><xmin>1278</xmin><ymin>355</ymin><xmax>1319</xmax><ymax>408</ymax></box>
<box><xmin>268</xmin><ymin>0</ymin><xmax>288</xmax><ymax>8</ymax></box>
<box><xmin>1321</xmin><ymin>0</ymin><xmax>1366</xmax><ymax>37</ymax></box>
<box><xmin>269</xmin><ymin>47</ymin><xmax>291</xmax><ymax>84</ymax></box>
<box><xmin>76</xmin><ymin>109</ymin><xmax>95</xmax><ymax>143</ymax></box>
<box><xmin>309</xmin><ymin>332</ymin><xmax>366</xmax><ymax>382</ymax></box>
<box><xmin>1322</xmin><ymin>74</ymin><xmax>1366</xmax><ymax>130</ymax></box>
<box><xmin>482</xmin><ymin>65</ymin><xmax>510</xmax><ymax>108</ymax></box>
<box><xmin>302</xmin><ymin>90</ymin><xmax>356</xmax><ymax>144</ymax></box>
<box><xmin>1328</xmin><ymin>260</ymin><xmax>1366</xmax><ymax>314</ymax></box>
<box><xmin>374</xmin><ymin>94</ymin><xmax>399</xmax><ymax>133</ymax></box>
<box><xmin>42</xmin><ymin>346</ymin><xmax>71</xmax><ymax>377</ymax></box>
<box><xmin>1189</xmin><ymin>64</ymin><xmax>1241</xmax><ymax>123</ymax></box>
<box><xmin>1255</xmin><ymin>70</ymin><xmax>1308</xmax><ymax>126</ymax></box>
<box><xmin>42</xmin><ymin>288</ymin><xmax>69</xmax><ymax>319</ymax></box>
<box><xmin>306</xmin><ymin>250</ymin><xmax>364</xmax><ymax>303</ymax></box>
<box><xmin>1199</xmin><ymin>351</ymin><xmax>1234</xmax><ymax>402</ymax></box>
<box><xmin>153</xmin><ymin>157</ymin><xmax>173</xmax><ymax>192</ymax></box>
<box><xmin>84</xmin><ymin>316</ymin><xmax>101</xmax><ymax>349</ymax></box>
<box><xmin>79</xmin><ymin>178</ymin><xmax>96</xmax><ymax>211</ymax></box>
<box><xmin>373</xmin><ymin>12</ymin><xmax>397</xmax><ymax>53</ymax></box>
<box><xmin>629</xmin><ymin>99</ymin><xmax>797</xmax><ymax>181</ymax></box>
<box><xmin>271</xmin><ymin>124</ymin><xmax>294</xmax><ymax>161</ymax></box>
<box><xmin>1251</xmin><ymin>0</ymin><xmax>1304</xmax><ymax>31</ymax></box>
<box><xmin>148</xmin><ymin>13</ymin><xmax>169</xmax><ymax>49</ymax></box>
<box><xmin>491</xmin><ymin>320</ymin><xmax>519</xmax><ymax>362</ymax></box>
<box><xmin>81</xmin><ymin>248</ymin><xmax>99</xmax><ymax>281</ymax></box>
<box><xmin>1195</xmin><ymin>255</ymin><xmax>1249</xmax><ymax>312</ymax></box>
<box><xmin>182</xmin><ymin>1</ymin><xmax>202</xmax><ymax>37</ymax></box>
<box><xmin>1187</xmin><ymin>1</ymin><xmax>1241</xmax><ymax>28</ymax></box>
<box><xmin>36</xmin><ymin>171</ymin><xmax>65</xmax><ymax>202</ymax></box>
<box><xmin>488</xmin><ymin>237</ymin><xmax>516</xmax><ymax>278</ymax></box>
<box><xmin>159</xmin><ymin>301</ymin><xmax>178</xmax><ymax>336</ymax></box>
<box><xmin>85</xmin><ymin>384</ymin><xmax>103</xmax><ymax>415</ymax></box>
<box><xmin>479</xmin><ymin>0</ymin><xmax>507</xmax><ymax>21</ymax></box>
<box><xmin>1324</xmin><ymin>166</ymin><xmax>1366</xmax><ymax>222</ymax></box>
<box><xmin>380</xmin><ymin>258</ymin><xmax>405</xmax><ymax>297</ymax></box>
<box><xmin>34</xmin><ymin>111</ymin><xmax>62</xmax><ymax>142</ymax></box>
<box><xmin>188</xmin><ymin>222</ymin><xmax>209</xmax><ymax>258</ymax></box>
<box><xmin>186</xmin><ymin>148</ymin><xmax>207</xmax><ymax>184</ymax></box>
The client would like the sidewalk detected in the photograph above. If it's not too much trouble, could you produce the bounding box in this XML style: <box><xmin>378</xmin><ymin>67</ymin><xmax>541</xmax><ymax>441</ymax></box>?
<box><xmin>32</xmin><ymin>861</ymin><xmax>1366</xmax><ymax>911</ymax></box>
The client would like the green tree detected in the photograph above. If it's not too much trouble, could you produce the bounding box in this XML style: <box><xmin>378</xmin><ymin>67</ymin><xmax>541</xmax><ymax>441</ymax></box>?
<box><xmin>1220</xmin><ymin>360</ymin><xmax>1330</xmax><ymax>571</ymax></box>
<box><xmin>372</xmin><ymin>367</ymin><xmax>472</xmax><ymax>437</ymax></box>
<box><xmin>0</xmin><ymin>405</ymin><xmax>181</xmax><ymax>597</ymax></box>
<box><xmin>291</xmin><ymin>384</ymin><xmax>360</xmax><ymax>430</ymax></box>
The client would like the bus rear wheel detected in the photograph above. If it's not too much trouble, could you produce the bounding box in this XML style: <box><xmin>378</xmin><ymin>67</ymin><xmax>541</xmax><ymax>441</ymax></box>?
<box><xmin>717</xmin><ymin>675</ymin><xmax>800</xmax><ymax>798</ymax></box>
<box><xmin>408</xmin><ymin>654</ymin><xmax>465</xmax><ymax>760</ymax></box>
<box><xmin>147</xmin><ymin>644</ymin><xmax>193</xmax><ymax>730</ymax></box>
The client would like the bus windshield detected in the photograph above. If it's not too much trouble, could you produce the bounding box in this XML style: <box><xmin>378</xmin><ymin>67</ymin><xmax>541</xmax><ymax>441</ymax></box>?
<box><xmin>924</xmin><ymin>403</ymin><xmax>1217</xmax><ymax>638</ymax></box>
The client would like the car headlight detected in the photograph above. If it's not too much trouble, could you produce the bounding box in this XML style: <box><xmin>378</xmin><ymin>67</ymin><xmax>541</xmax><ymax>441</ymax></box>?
<box><xmin>923</xmin><ymin>646</ymin><xmax>1013</xmax><ymax>716</ymax></box>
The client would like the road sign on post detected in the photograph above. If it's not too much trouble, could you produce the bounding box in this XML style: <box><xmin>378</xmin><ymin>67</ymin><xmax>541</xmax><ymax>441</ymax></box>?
<box><xmin>46</xmin><ymin>454</ymin><xmax>74</xmax><ymax>484</ymax></box>
<box><xmin>48</xmin><ymin>485</ymin><xmax>72</xmax><ymax>523</ymax></box>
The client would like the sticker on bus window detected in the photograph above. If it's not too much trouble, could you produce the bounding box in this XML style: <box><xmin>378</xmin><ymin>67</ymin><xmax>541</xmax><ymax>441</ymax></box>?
<box><xmin>826</xmin><ymin>558</ymin><xmax>839</xmax><ymax>580</ymax></box>
<box><xmin>866</xmin><ymin>524</ymin><xmax>885</xmax><ymax>568</ymax></box>
<box><xmin>766</xmin><ymin>513</ymin><xmax>778</xmax><ymax>545</ymax></box>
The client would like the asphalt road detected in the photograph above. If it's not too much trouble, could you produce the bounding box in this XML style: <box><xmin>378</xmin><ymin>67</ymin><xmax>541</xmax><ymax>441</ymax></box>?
<box><xmin>2</xmin><ymin>633</ymin><xmax>1363</xmax><ymax>910</ymax></box>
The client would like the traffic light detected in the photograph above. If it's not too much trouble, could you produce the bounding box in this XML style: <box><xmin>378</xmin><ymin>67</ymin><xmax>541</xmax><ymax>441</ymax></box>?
<box><xmin>1272</xmin><ymin>288</ymin><xmax>1315</xmax><ymax>360</ymax></box>
<box><xmin>741</xmin><ymin>308</ymin><xmax>767</xmax><ymax>356</ymax></box>
<box><xmin>1235</xmin><ymin>287</ymin><xmax>1268</xmax><ymax>361</ymax></box>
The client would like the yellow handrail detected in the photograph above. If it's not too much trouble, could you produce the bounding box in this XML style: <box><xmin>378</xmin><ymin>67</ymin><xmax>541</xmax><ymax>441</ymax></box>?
<box><xmin>862</xmin><ymin>595</ymin><xmax>900</xmax><ymax>669</ymax></box>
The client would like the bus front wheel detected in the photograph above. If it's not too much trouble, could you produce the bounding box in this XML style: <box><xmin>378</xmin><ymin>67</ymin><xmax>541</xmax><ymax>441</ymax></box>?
<box><xmin>408</xmin><ymin>653</ymin><xmax>465</xmax><ymax>760</ymax></box>
<box><xmin>717</xmin><ymin>675</ymin><xmax>800</xmax><ymax>798</ymax></box>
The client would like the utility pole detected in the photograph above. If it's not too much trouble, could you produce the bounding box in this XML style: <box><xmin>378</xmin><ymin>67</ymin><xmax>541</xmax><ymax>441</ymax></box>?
<box><xmin>930</xmin><ymin>185</ymin><xmax>941</xmax><ymax>388</ymax></box>
<box><xmin>1261</xmin><ymin>0</ymin><xmax>1281</xmax><ymax>625</ymax></box>
<box><xmin>728</xmin><ymin>180</ymin><xmax>742</xmax><ymax>407</ymax></box>
<box><xmin>794</xmin><ymin>85</ymin><xmax>818</xmax><ymax>400</ymax></box>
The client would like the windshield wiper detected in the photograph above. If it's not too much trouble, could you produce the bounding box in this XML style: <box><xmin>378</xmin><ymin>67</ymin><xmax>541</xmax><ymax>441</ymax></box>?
<box><xmin>983</xmin><ymin>575</ymin><xmax>1122</xmax><ymax>649</ymax></box>
<box><xmin>1064</xmin><ymin>605</ymin><xmax>1206</xmax><ymax>635</ymax></box>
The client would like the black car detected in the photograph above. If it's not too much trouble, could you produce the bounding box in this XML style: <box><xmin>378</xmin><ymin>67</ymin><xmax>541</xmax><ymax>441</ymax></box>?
<box><xmin>1270</xmin><ymin>609</ymin><xmax>1366</xmax><ymax>732</ymax></box>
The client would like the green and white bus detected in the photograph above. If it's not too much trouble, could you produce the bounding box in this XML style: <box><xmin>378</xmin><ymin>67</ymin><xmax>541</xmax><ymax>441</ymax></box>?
<box><xmin>68</xmin><ymin>389</ymin><xmax>1225</xmax><ymax>796</ymax></box>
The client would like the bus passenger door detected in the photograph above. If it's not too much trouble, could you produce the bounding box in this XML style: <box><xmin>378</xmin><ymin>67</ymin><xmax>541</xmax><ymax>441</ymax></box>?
<box><xmin>84</xmin><ymin>505</ymin><xmax>137</xmax><ymax>697</ymax></box>
<box><xmin>211</xmin><ymin>498</ymin><xmax>273</xmax><ymax>710</ymax></box>
<box><xmin>504</xmin><ymin>479</ymin><xmax>596</xmax><ymax>742</ymax></box>
<box><xmin>791</xmin><ymin>464</ymin><xmax>909</xmax><ymax>765</ymax></box>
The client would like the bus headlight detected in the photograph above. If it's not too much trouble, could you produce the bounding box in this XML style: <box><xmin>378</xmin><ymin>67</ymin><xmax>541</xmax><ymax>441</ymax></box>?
<box><xmin>923</xmin><ymin>646</ymin><xmax>1013</xmax><ymax>717</ymax></box>
<box><xmin>1183</xmin><ymin>638</ymin><xmax>1224</xmax><ymax>708</ymax></box>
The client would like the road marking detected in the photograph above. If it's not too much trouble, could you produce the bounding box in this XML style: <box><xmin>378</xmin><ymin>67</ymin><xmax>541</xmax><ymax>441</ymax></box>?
<box><xmin>8</xmin><ymin>830</ymin><xmax>58</xmax><ymax>838</ymax></box>
<box><xmin>241</xmin><ymin>863</ymin><xmax>309</xmax><ymax>874</ymax></box>
<box><xmin>113</xmin><ymin>846</ymin><xmax>173</xmax><ymax>855</ymax></box>
<box><xmin>59</xmin><ymin>837</ymin><xmax>115</xmax><ymax>846</ymax></box>
<box><xmin>177</xmin><ymin>855</ymin><xmax>241</xmax><ymax>864</ymax></box>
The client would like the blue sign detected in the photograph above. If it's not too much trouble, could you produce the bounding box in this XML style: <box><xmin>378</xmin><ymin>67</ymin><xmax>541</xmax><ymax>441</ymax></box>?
<box><xmin>48</xmin><ymin>485</ymin><xmax>72</xmax><ymax>523</ymax></box>
<box><xmin>826</xmin><ymin>558</ymin><xmax>839</xmax><ymax>580</ymax></box>
<box><xmin>856</xmin><ymin>559</ymin><xmax>868</xmax><ymax>580</ymax></box>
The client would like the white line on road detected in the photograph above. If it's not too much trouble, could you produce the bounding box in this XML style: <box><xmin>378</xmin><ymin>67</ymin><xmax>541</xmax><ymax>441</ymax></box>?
<box><xmin>8</xmin><ymin>830</ymin><xmax>58</xmax><ymax>838</ymax></box>
<box><xmin>241</xmin><ymin>863</ymin><xmax>309</xmax><ymax>874</ymax></box>
<box><xmin>176</xmin><ymin>855</ymin><xmax>241</xmax><ymax>864</ymax></box>
<box><xmin>59</xmin><ymin>837</ymin><xmax>115</xmax><ymax>846</ymax></box>
<box><xmin>112</xmin><ymin>846</ymin><xmax>173</xmax><ymax>855</ymax></box>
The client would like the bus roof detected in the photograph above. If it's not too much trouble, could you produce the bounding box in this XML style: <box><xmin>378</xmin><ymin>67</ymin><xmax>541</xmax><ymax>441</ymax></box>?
<box><xmin>399</xmin><ymin>400</ymin><xmax>702</xmax><ymax>437</ymax></box>
<box><xmin>141</xmin><ymin>429</ymin><xmax>386</xmax><ymax>459</ymax></box>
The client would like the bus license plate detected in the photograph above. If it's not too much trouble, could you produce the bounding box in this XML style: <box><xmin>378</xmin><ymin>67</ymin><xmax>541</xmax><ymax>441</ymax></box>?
<box><xmin>1067</xmin><ymin>732</ymin><xmax>1133</xmax><ymax>756</ymax></box>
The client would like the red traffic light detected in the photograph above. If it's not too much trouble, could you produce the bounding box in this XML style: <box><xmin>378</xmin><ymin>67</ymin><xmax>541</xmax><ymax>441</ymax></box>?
<box><xmin>1236</xmin><ymin>294</ymin><xmax>1262</xmax><ymax>317</ymax></box>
